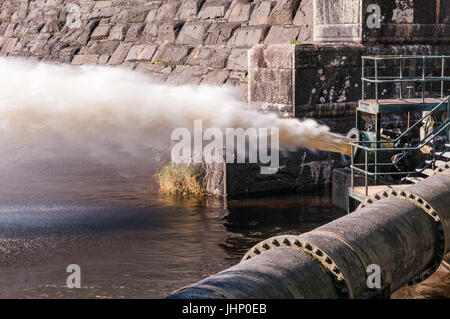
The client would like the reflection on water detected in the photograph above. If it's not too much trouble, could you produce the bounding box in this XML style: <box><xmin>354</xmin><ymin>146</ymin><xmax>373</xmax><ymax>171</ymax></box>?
<box><xmin>222</xmin><ymin>195</ymin><xmax>345</xmax><ymax>260</ymax></box>
<box><xmin>0</xmin><ymin>159</ymin><xmax>345</xmax><ymax>298</ymax></box>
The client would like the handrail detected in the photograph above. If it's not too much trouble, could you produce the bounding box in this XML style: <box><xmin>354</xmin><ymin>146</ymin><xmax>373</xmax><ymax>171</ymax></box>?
<box><xmin>362</xmin><ymin>55</ymin><xmax>449</xmax><ymax>103</ymax></box>
<box><xmin>351</xmin><ymin>56</ymin><xmax>450</xmax><ymax>196</ymax></box>
<box><xmin>350</xmin><ymin>138</ymin><xmax>450</xmax><ymax>170</ymax></box>
<box><xmin>349</xmin><ymin>114</ymin><xmax>449</xmax><ymax>168</ymax></box>
<box><xmin>351</xmin><ymin>118</ymin><xmax>450</xmax><ymax>152</ymax></box>
<box><xmin>352</xmin><ymin>96</ymin><xmax>450</xmax><ymax>145</ymax></box>
<box><xmin>362</xmin><ymin>77</ymin><xmax>450</xmax><ymax>83</ymax></box>
<box><xmin>350</xmin><ymin>119</ymin><xmax>450</xmax><ymax>196</ymax></box>
<box><xmin>362</xmin><ymin>55</ymin><xmax>450</xmax><ymax>59</ymax></box>
<box><xmin>350</xmin><ymin>120</ymin><xmax>449</xmax><ymax>166</ymax></box>
<box><xmin>350</xmin><ymin>121</ymin><xmax>450</xmax><ymax>196</ymax></box>
<box><xmin>416</xmin><ymin>144</ymin><xmax>450</xmax><ymax>174</ymax></box>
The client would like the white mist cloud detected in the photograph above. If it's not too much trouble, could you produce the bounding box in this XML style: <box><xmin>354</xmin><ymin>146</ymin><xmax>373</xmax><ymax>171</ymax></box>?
<box><xmin>0</xmin><ymin>58</ymin><xmax>349</xmax><ymax>165</ymax></box>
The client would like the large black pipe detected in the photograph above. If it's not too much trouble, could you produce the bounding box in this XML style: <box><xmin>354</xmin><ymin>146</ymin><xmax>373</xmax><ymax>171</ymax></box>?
<box><xmin>167</xmin><ymin>169</ymin><xmax>450</xmax><ymax>299</ymax></box>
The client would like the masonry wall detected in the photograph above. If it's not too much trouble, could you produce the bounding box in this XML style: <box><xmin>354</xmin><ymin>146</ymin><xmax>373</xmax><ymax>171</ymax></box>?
<box><xmin>314</xmin><ymin>0</ymin><xmax>450</xmax><ymax>44</ymax></box>
<box><xmin>0</xmin><ymin>0</ymin><xmax>313</xmax><ymax>101</ymax></box>
<box><xmin>249</xmin><ymin>43</ymin><xmax>450</xmax><ymax>117</ymax></box>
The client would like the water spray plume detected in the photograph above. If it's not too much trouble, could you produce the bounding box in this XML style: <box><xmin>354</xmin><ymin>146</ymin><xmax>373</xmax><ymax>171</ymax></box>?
<box><xmin>0</xmin><ymin>58</ymin><xmax>351</xmax><ymax>164</ymax></box>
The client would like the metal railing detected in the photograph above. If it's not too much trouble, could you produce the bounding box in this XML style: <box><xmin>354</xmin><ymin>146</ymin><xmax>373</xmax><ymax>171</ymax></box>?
<box><xmin>350</xmin><ymin>96</ymin><xmax>450</xmax><ymax>196</ymax></box>
<box><xmin>362</xmin><ymin>55</ymin><xmax>450</xmax><ymax>103</ymax></box>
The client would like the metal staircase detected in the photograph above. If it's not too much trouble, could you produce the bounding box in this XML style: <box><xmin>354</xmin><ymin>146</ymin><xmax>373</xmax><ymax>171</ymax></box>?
<box><xmin>402</xmin><ymin>96</ymin><xmax>450</xmax><ymax>183</ymax></box>
<box><xmin>407</xmin><ymin>142</ymin><xmax>450</xmax><ymax>183</ymax></box>
<box><xmin>347</xmin><ymin>55</ymin><xmax>450</xmax><ymax>212</ymax></box>
<box><xmin>349</xmin><ymin>95</ymin><xmax>449</xmax><ymax>193</ymax></box>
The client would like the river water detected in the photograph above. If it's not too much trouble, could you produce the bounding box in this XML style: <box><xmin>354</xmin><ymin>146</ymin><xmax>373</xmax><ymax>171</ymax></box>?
<box><xmin>0</xmin><ymin>158</ymin><xmax>345</xmax><ymax>298</ymax></box>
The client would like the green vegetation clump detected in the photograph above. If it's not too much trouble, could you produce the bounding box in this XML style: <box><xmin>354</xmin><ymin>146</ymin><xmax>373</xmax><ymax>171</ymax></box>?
<box><xmin>151</xmin><ymin>60</ymin><xmax>164</xmax><ymax>66</ymax></box>
<box><xmin>290</xmin><ymin>40</ymin><xmax>301</xmax><ymax>44</ymax></box>
<box><xmin>155</xmin><ymin>163</ymin><xmax>205</xmax><ymax>196</ymax></box>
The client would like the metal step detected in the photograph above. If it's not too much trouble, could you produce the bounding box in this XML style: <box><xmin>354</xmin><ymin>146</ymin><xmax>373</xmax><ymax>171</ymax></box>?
<box><xmin>425</xmin><ymin>160</ymin><xmax>449</xmax><ymax>167</ymax></box>
<box><xmin>415</xmin><ymin>168</ymin><xmax>435</xmax><ymax>176</ymax></box>
<box><xmin>404</xmin><ymin>177</ymin><xmax>425</xmax><ymax>184</ymax></box>
<box><xmin>440</xmin><ymin>152</ymin><xmax>450</xmax><ymax>159</ymax></box>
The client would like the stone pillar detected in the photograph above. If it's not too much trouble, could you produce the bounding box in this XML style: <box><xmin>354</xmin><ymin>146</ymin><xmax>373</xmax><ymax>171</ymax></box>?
<box><xmin>248</xmin><ymin>43</ymin><xmax>361</xmax><ymax>119</ymax></box>
<box><xmin>248</xmin><ymin>44</ymin><xmax>298</xmax><ymax>117</ymax></box>
<box><xmin>313</xmin><ymin>0</ymin><xmax>363</xmax><ymax>43</ymax></box>
<box><xmin>313</xmin><ymin>0</ymin><xmax>450</xmax><ymax>44</ymax></box>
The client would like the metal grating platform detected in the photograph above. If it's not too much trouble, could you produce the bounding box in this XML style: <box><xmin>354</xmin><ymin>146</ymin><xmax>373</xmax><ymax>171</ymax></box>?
<box><xmin>358</xmin><ymin>98</ymin><xmax>447</xmax><ymax>114</ymax></box>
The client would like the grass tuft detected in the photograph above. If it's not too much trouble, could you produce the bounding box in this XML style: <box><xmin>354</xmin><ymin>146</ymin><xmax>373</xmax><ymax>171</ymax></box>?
<box><xmin>155</xmin><ymin>163</ymin><xmax>205</xmax><ymax>197</ymax></box>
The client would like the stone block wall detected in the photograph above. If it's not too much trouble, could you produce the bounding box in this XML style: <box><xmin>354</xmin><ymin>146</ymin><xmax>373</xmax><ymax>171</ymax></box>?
<box><xmin>249</xmin><ymin>43</ymin><xmax>450</xmax><ymax>117</ymax></box>
<box><xmin>314</xmin><ymin>0</ymin><xmax>450</xmax><ymax>44</ymax></box>
<box><xmin>0</xmin><ymin>0</ymin><xmax>314</xmax><ymax>101</ymax></box>
<box><xmin>225</xmin><ymin>116</ymin><xmax>355</xmax><ymax>198</ymax></box>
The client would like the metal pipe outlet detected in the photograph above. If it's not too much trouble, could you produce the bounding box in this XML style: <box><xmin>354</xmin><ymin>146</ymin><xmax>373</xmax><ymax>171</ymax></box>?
<box><xmin>167</xmin><ymin>169</ymin><xmax>450</xmax><ymax>299</ymax></box>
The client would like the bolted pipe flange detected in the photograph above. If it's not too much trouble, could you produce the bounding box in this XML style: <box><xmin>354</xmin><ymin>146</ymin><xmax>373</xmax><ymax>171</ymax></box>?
<box><xmin>357</xmin><ymin>188</ymin><xmax>446</xmax><ymax>286</ymax></box>
<box><xmin>358</xmin><ymin>189</ymin><xmax>442</xmax><ymax>223</ymax></box>
<box><xmin>242</xmin><ymin>235</ymin><xmax>349</xmax><ymax>298</ymax></box>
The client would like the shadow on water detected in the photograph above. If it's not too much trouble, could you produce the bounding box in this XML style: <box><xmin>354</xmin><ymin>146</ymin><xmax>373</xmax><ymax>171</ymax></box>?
<box><xmin>221</xmin><ymin>191</ymin><xmax>346</xmax><ymax>261</ymax></box>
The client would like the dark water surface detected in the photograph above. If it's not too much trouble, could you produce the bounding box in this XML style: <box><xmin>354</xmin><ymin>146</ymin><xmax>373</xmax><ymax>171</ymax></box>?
<box><xmin>0</xmin><ymin>159</ymin><xmax>345</xmax><ymax>298</ymax></box>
